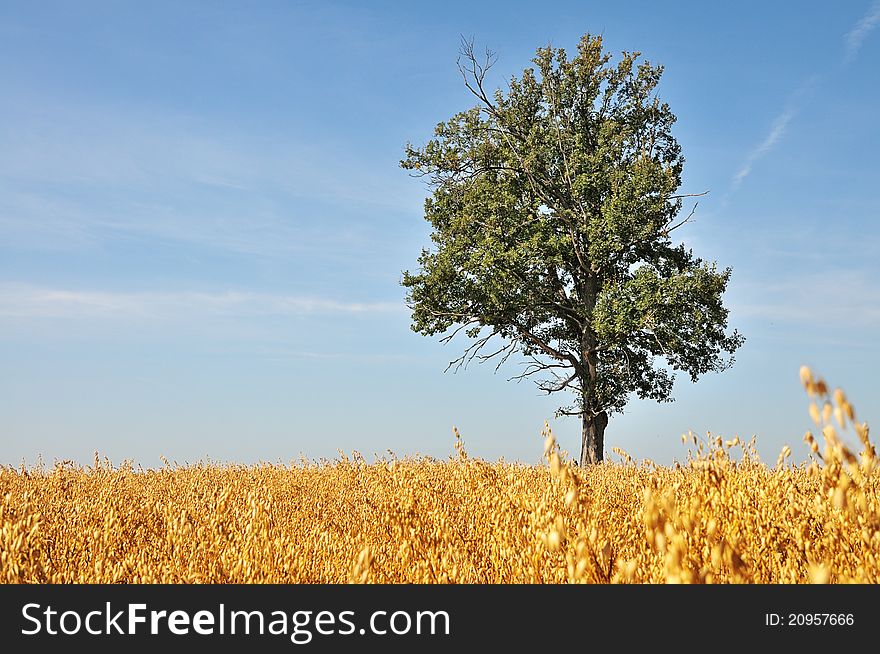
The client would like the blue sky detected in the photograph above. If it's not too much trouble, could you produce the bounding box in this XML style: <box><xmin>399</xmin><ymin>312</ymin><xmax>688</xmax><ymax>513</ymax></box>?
<box><xmin>1</xmin><ymin>1</ymin><xmax>878</xmax><ymax>468</ymax></box>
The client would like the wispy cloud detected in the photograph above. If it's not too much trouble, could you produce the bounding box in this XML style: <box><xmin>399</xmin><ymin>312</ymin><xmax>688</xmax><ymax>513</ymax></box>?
<box><xmin>730</xmin><ymin>270</ymin><xmax>880</xmax><ymax>329</ymax></box>
<box><xmin>0</xmin><ymin>284</ymin><xmax>399</xmax><ymax>320</ymax></box>
<box><xmin>731</xmin><ymin>108</ymin><xmax>795</xmax><ymax>189</ymax></box>
<box><xmin>845</xmin><ymin>0</ymin><xmax>880</xmax><ymax>61</ymax></box>
<box><xmin>727</xmin><ymin>76</ymin><xmax>821</xmax><ymax>193</ymax></box>
<box><xmin>0</xmin><ymin>98</ymin><xmax>420</xmax><ymax>257</ymax></box>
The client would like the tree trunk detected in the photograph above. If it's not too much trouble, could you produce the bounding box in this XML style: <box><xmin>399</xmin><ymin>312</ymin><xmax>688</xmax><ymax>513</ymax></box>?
<box><xmin>580</xmin><ymin>410</ymin><xmax>608</xmax><ymax>466</ymax></box>
<box><xmin>579</xmin><ymin>272</ymin><xmax>605</xmax><ymax>466</ymax></box>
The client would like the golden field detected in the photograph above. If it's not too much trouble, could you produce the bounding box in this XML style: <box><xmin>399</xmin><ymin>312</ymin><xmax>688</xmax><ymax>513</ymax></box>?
<box><xmin>1</xmin><ymin>368</ymin><xmax>877</xmax><ymax>584</ymax></box>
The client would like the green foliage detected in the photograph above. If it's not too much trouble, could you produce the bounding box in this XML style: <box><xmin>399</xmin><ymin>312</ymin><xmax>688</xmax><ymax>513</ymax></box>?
<box><xmin>402</xmin><ymin>34</ymin><xmax>743</xmax><ymax>424</ymax></box>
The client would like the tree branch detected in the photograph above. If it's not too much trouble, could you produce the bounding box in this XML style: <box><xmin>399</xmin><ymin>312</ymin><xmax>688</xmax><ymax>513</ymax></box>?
<box><xmin>664</xmin><ymin>201</ymin><xmax>700</xmax><ymax>235</ymax></box>
<box><xmin>458</xmin><ymin>36</ymin><xmax>498</xmax><ymax>111</ymax></box>
<box><xmin>515</xmin><ymin>326</ymin><xmax>581</xmax><ymax>370</ymax></box>
<box><xmin>445</xmin><ymin>332</ymin><xmax>494</xmax><ymax>373</ymax></box>
<box><xmin>668</xmin><ymin>190</ymin><xmax>709</xmax><ymax>200</ymax></box>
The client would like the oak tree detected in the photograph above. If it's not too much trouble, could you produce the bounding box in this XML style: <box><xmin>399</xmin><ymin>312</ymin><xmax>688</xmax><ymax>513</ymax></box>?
<box><xmin>402</xmin><ymin>35</ymin><xmax>744</xmax><ymax>465</ymax></box>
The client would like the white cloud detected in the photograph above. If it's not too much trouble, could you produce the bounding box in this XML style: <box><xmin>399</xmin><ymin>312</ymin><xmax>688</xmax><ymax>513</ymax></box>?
<box><xmin>0</xmin><ymin>284</ymin><xmax>399</xmax><ymax>320</ymax></box>
<box><xmin>731</xmin><ymin>108</ymin><xmax>794</xmax><ymax>189</ymax></box>
<box><xmin>845</xmin><ymin>1</ymin><xmax>880</xmax><ymax>61</ymax></box>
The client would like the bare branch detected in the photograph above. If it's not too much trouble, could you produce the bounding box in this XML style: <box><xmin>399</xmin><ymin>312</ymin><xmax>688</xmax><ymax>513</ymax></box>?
<box><xmin>492</xmin><ymin>340</ymin><xmax>519</xmax><ymax>372</ymax></box>
<box><xmin>515</xmin><ymin>326</ymin><xmax>581</xmax><ymax>370</ymax></box>
<box><xmin>507</xmin><ymin>356</ymin><xmax>571</xmax><ymax>383</ymax></box>
<box><xmin>476</xmin><ymin>340</ymin><xmax>519</xmax><ymax>373</ymax></box>
<box><xmin>458</xmin><ymin>35</ymin><xmax>498</xmax><ymax>110</ymax></box>
<box><xmin>438</xmin><ymin>318</ymin><xmax>481</xmax><ymax>345</ymax></box>
<box><xmin>668</xmin><ymin>190</ymin><xmax>709</xmax><ymax>200</ymax></box>
<box><xmin>445</xmin><ymin>333</ymin><xmax>494</xmax><ymax>373</ymax></box>
<box><xmin>664</xmin><ymin>201</ymin><xmax>699</xmax><ymax>235</ymax></box>
<box><xmin>536</xmin><ymin>370</ymin><xmax>580</xmax><ymax>394</ymax></box>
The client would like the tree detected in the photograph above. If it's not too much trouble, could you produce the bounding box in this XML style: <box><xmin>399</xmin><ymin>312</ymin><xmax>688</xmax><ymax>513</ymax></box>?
<box><xmin>401</xmin><ymin>34</ymin><xmax>744</xmax><ymax>465</ymax></box>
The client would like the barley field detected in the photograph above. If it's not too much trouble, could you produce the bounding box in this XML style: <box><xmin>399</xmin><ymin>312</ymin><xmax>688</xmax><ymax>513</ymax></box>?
<box><xmin>2</xmin><ymin>368</ymin><xmax>877</xmax><ymax>584</ymax></box>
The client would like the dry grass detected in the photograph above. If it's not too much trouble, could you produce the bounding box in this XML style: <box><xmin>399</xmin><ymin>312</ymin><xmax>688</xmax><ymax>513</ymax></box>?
<box><xmin>2</xmin><ymin>367</ymin><xmax>877</xmax><ymax>583</ymax></box>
